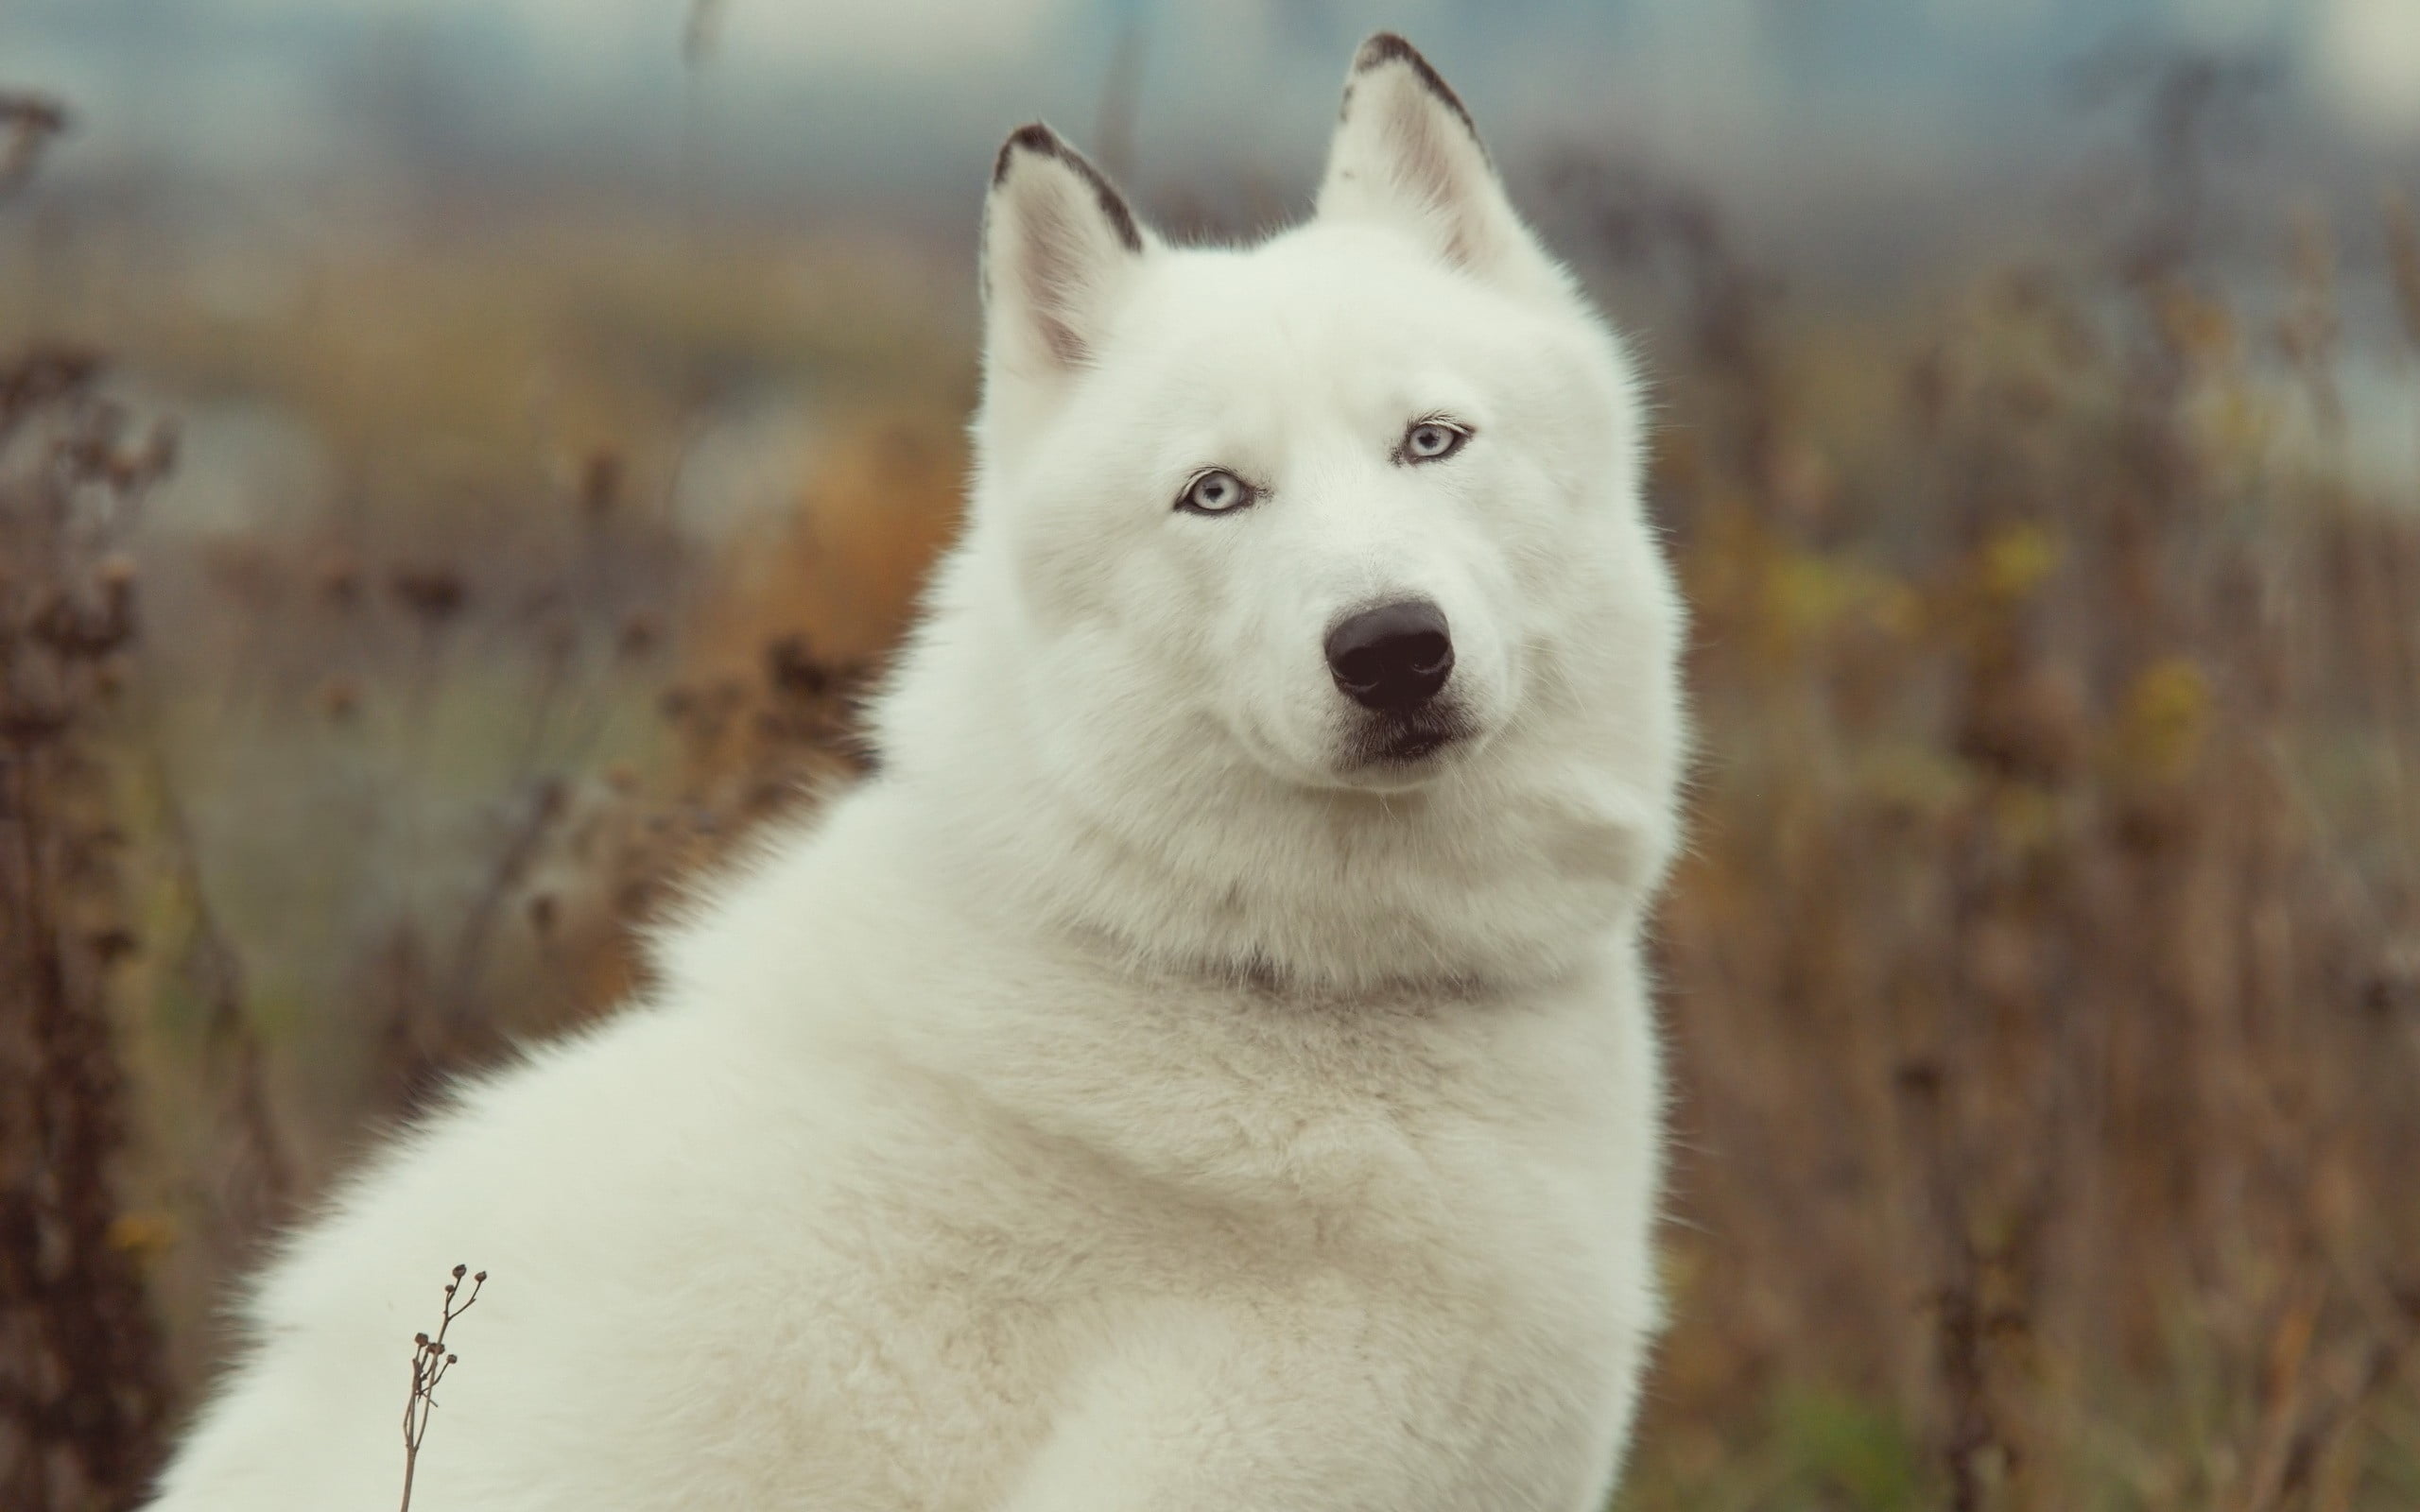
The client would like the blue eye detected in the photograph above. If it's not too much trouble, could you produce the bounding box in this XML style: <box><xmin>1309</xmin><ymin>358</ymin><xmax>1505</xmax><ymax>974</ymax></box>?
<box><xmin>1401</xmin><ymin>419</ymin><xmax>1470</xmax><ymax>464</ymax></box>
<box><xmin>1178</xmin><ymin>469</ymin><xmax>1254</xmax><ymax>515</ymax></box>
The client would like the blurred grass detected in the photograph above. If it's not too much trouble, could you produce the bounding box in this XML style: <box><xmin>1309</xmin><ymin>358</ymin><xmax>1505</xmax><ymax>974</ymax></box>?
<box><xmin>3</xmin><ymin>103</ymin><xmax>2417</xmax><ymax>1512</ymax></box>
<box><xmin>1591</xmin><ymin>157</ymin><xmax>2420</xmax><ymax>1507</ymax></box>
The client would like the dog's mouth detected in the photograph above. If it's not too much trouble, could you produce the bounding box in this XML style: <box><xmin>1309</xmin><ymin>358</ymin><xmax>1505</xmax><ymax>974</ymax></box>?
<box><xmin>1349</xmin><ymin>708</ymin><xmax>1470</xmax><ymax>769</ymax></box>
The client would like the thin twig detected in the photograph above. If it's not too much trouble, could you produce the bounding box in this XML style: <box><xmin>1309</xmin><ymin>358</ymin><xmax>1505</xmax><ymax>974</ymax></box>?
<box><xmin>399</xmin><ymin>1263</ymin><xmax>485</xmax><ymax>1512</ymax></box>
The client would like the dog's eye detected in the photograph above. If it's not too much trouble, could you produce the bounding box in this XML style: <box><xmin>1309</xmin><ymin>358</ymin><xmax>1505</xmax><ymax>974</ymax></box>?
<box><xmin>1177</xmin><ymin>469</ymin><xmax>1254</xmax><ymax>516</ymax></box>
<box><xmin>1401</xmin><ymin>420</ymin><xmax>1470</xmax><ymax>464</ymax></box>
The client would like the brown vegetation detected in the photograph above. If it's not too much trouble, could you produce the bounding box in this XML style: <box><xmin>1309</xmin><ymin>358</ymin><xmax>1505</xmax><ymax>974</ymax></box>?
<box><xmin>1554</xmin><ymin>113</ymin><xmax>2420</xmax><ymax>1508</ymax></box>
<box><xmin>0</xmin><ymin>94</ymin><xmax>182</xmax><ymax>1512</ymax></box>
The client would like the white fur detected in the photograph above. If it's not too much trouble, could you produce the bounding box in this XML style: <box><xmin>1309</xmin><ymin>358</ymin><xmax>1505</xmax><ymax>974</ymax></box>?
<box><xmin>147</xmin><ymin>34</ymin><xmax>1687</xmax><ymax>1512</ymax></box>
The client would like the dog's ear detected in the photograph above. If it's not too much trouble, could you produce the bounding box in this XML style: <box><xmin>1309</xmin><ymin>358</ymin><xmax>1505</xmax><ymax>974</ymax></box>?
<box><xmin>1317</xmin><ymin>35</ymin><xmax>1562</xmax><ymax>299</ymax></box>
<box><xmin>982</xmin><ymin>124</ymin><xmax>1150</xmax><ymax>390</ymax></box>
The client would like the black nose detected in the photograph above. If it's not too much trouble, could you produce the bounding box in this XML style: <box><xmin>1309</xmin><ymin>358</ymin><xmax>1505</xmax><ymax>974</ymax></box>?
<box><xmin>1325</xmin><ymin>599</ymin><xmax>1454</xmax><ymax>712</ymax></box>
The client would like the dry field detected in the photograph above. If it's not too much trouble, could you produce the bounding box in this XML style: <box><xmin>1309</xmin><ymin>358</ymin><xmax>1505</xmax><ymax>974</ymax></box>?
<box><xmin>3</xmin><ymin>81</ymin><xmax>2417</xmax><ymax>1511</ymax></box>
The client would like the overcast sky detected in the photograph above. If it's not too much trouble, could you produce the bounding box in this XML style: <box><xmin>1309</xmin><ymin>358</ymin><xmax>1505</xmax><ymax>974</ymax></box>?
<box><xmin>3</xmin><ymin>0</ymin><xmax>2413</xmax><ymax>238</ymax></box>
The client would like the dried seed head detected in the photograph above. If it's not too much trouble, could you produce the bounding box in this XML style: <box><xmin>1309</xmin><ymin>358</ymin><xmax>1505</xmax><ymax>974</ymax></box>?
<box><xmin>316</xmin><ymin>551</ymin><xmax>361</xmax><ymax>608</ymax></box>
<box><xmin>579</xmin><ymin>451</ymin><xmax>623</xmax><ymax>518</ymax></box>
<box><xmin>390</xmin><ymin>567</ymin><xmax>467</xmax><ymax>623</ymax></box>
<box><xmin>617</xmin><ymin>610</ymin><xmax>660</xmax><ymax>660</ymax></box>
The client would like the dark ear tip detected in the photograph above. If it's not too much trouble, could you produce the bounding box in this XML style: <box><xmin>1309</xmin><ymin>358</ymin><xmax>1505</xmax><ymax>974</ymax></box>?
<box><xmin>1347</xmin><ymin>32</ymin><xmax>1474</xmax><ymax>132</ymax></box>
<box><xmin>1354</xmin><ymin>32</ymin><xmax>1424</xmax><ymax>73</ymax></box>
<box><xmin>985</xmin><ymin>120</ymin><xmax>1146</xmax><ymax>257</ymax></box>
<box><xmin>993</xmin><ymin>121</ymin><xmax>1064</xmax><ymax>185</ymax></box>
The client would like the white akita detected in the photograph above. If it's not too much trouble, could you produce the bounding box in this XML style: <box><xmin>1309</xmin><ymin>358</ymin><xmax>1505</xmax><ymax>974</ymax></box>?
<box><xmin>147</xmin><ymin>33</ymin><xmax>1686</xmax><ymax>1512</ymax></box>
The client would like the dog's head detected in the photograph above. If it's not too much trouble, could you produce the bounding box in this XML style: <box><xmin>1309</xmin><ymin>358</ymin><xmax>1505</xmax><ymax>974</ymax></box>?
<box><xmin>952</xmin><ymin>35</ymin><xmax>1666</xmax><ymax>794</ymax></box>
<box><xmin>876</xmin><ymin>35</ymin><xmax>1685</xmax><ymax>988</ymax></box>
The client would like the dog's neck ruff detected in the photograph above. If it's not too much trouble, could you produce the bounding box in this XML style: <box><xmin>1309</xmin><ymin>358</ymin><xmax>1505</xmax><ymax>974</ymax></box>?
<box><xmin>920</xmin><ymin>788</ymin><xmax>1646</xmax><ymax>1003</ymax></box>
<box><xmin>1061</xmin><ymin>918</ymin><xmax>1547</xmax><ymax>1007</ymax></box>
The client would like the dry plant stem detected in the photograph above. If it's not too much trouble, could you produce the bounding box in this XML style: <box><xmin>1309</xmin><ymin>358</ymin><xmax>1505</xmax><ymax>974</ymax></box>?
<box><xmin>150</xmin><ymin>770</ymin><xmax>293</xmax><ymax>1248</ymax></box>
<box><xmin>1</xmin><ymin>125</ymin><xmax>181</xmax><ymax>1501</ymax></box>
<box><xmin>0</xmin><ymin>95</ymin><xmax>67</xmax><ymax>201</ymax></box>
<box><xmin>400</xmin><ymin>1264</ymin><xmax>485</xmax><ymax>1512</ymax></box>
<box><xmin>2247</xmin><ymin>1289</ymin><xmax>2420</xmax><ymax>1512</ymax></box>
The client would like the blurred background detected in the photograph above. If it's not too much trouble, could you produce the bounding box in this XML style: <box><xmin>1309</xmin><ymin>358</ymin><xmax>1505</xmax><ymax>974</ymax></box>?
<box><xmin>2</xmin><ymin>2</ymin><xmax>2416</xmax><ymax>1508</ymax></box>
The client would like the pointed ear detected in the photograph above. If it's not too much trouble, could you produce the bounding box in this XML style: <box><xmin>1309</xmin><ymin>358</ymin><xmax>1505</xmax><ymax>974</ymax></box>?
<box><xmin>982</xmin><ymin>123</ymin><xmax>1151</xmax><ymax>391</ymax></box>
<box><xmin>1317</xmin><ymin>34</ymin><xmax>1563</xmax><ymax>299</ymax></box>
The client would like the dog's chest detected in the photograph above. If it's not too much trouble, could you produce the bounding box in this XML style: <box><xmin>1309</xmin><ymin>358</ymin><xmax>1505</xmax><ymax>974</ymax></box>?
<box><xmin>1040</xmin><ymin>1071</ymin><xmax>1655</xmax><ymax>1506</ymax></box>
<box><xmin>857</xmin><ymin>958</ymin><xmax>1665</xmax><ymax>1504</ymax></box>
<box><xmin>998</xmin><ymin>971</ymin><xmax>1660</xmax><ymax>1311</ymax></box>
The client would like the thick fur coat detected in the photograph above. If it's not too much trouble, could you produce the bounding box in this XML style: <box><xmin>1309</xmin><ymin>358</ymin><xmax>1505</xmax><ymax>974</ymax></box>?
<box><xmin>147</xmin><ymin>33</ymin><xmax>1688</xmax><ymax>1512</ymax></box>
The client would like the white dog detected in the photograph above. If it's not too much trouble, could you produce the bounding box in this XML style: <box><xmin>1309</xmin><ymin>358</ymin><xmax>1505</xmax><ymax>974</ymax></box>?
<box><xmin>147</xmin><ymin>33</ymin><xmax>1687</xmax><ymax>1511</ymax></box>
